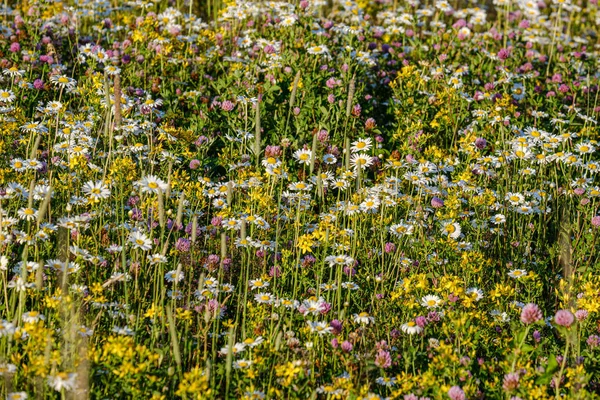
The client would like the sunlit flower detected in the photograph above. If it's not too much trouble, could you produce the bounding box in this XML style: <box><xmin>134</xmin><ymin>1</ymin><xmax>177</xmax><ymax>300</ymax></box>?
<box><xmin>10</xmin><ymin>159</ymin><xmax>27</xmax><ymax>172</ymax></box>
<box><xmin>82</xmin><ymin>181</ymin><xmax>110</xmax><ymax>200</ymax></box>
<box><xmin>351</xmin><ymin>138</ymin><xmax>372</xmax><ymax>153</ymax></box>
<box><xmin>490</xmin><ymin>214</ymin><xmax>506</xmax><ymax>224</ymax></box>
<box><xmin>466</xmin><ymin>287</ymin><xmax>484</xmax><ymax>301</ymax></box>
<box><xmin>0</xmin><ymin>362</ymin><xmax>17</xmax><ymax>376</ymax></box>
<box><xmin>0</xmin><ymin>320</ymin><xmax>16</xmax><ymax>337</ymax></box>
<box><xmin>350</xmin><ymin>153</ymin><xmax>373</xmax><ymax>170</ymax></box>
<box><xmin>17</xmin><ymin>207</ymin><xmax>38</xmax><ymax>221</ymax></box>
<box><xmin>306</xmin><ymin>45</ymin><xmax>329</xmax><ymax>55</ymax></box>
<box><xmin>50</xmin><ymin>75</ymin><xmax>77</xmax><ymax>90</ymax></box>
<box><xmin>254</xmin><ymin>292</ymin><xmax>275</xmax><ymax>304</ymax></box>
<box><xmin>242</xmin><ymin>336</ymin><xmax>265</xmax><ymax>348</ymax></box>
<box><xmin>137</xmin><ymin>175</ymin><xmax>168</xmax><ymax>194</ymax></box>
<box><xmin>128</xmin><ymin>231</ymin><xmax>153</xmax><ymax>251</ymax></box>
<box><xmin>441</xmin><ymin>221</ymin><xmax>461</xmax><ymax>239</ymax></box>
<box><xmin>0</xmin><ymin>89</ymin><xmax>16</xmax><ymax>103</ymax></box>
<box><xmin>48</xmin><ymin>372</ymin><xmax>78</xmax><ymax>392</ymax></box>
<box><xmin>508</xmin><ymin>269</ymin><xmax>528</xmax><ymax>279</ymax></box>
<box><xmin>220</xmin><ymin>342</ymin><xmax>246</xmax><ymax>356</ymax></box>
<box><xmin>7</xmin><ymin>392</ymin><xmax>28</xmax><ymax>400</ymax></box>
<box><xmin>233</xmin><ymin>359</ymin><xmax>252</xmax><ymax>369</ymax></box>
<box><xmin>401</xmin><ymin>321</ymin><xmax>423</xmax><ymax>335</ymax></box>
<box><xmin>323</xmin><ymin>154</ymin><xmax>337</xmax><ymax>164</ymax></box>
<box><xmin>249</xmin><ymin>279</ymin><xmax>269</xmax><ymax>290</ymax></box>
<box><xmin>165</xmin><ymin>270</ymin><xmax>184</xmax><ymax>283</ymax></box>
<box><xmin>293</xmin><ymin>149</ymin><xmax>313</xmax><ymax>165</ymax></box>
<box><xmin>307</xmin><ymin>321</ymin><xmax>333</xmax><ymax>335</ymax></box>
<box><xmin>390</xmin><ymin>222</ymin><xmax>414</xmax><ymax>237</ymax></box>
<box><xmin>420</xmin><ymin>295</ymin><xmax>442</xmax><ymax>309</ymax></box>
<box><xmin>353</xmin><ymin>312</ymin><xmax>375</xmax><ymax>325</ymax></box>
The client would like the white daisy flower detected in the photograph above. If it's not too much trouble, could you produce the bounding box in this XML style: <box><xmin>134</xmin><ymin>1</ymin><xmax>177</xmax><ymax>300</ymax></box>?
<box><xmin>420</xmin><ymin>295</ymin><xmax>442</xmax><ymax>309</ymax></box>
<box><xmin>128</xmin><ymin>231</ymin><xmax>153</xmax><ymax>251</ymax></box>
<box><xmin>401</xmin><ymin>321</ymin><xmax>423</xmax><ymax>335</ymax></box>
<box><xmin>351</xmin><ymin>137</ymin><xmax>372</xmax><ymax>153</ymax></box>
<box><xmin>136</xmin><ymin>175</ymin><xmax>168</xmax><ymax>194</ymax></box>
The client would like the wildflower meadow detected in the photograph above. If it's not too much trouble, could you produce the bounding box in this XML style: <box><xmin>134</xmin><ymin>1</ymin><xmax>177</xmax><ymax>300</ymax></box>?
<box><xmin>1</xmin><ymin>0</ymin><xmax>600</xmax><ymax>398</ymax></box>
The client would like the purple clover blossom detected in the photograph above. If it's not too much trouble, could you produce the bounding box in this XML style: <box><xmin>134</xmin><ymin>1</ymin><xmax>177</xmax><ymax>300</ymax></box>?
<box><xmin>341</xmin><ymin>341</ymin><xmax>353</xmax><ymax>352</ymax></box>
<box><xmin>502</xmin><ymin>373</ymin><xmax>520</xmax><ymax>391</ymax></box>
<box><xmin>520</xmin><ymin>303</ymin><xmax>543</xmax><ymax>325</ymax></box>
<box><xmin>175</xmin><ymin>238</ymin><xmax>191</xmax><ymax>252</ymax></box>
<box><xmin>221</xmin><ymin>100</ymin><xmax>235</xmax><ymax>111</ymax></box>
<box><xmin>330</xmin><ymin>320</ymin><xmax>343</xmax><ymax>335</ymax></box>
<box><xmin>587</xmin><ymin>335</ymin><xmax>600</xmax><ymax>348</ymax></box>
<box><xmin>447</xmin><ymin>386</ymin><xmax>466</xmax><ymax>400</ymax></box>
<box><xmin>475</xmin><ymin>137</ymin><xmax>487</xmax><ymax>149</ymax></box>
<box><xmin>384</xmin><ymin>242</ymin><xmax>396</xmax><ymax>253</ymax></box>
<box><xmin>374</xmin><ymin>350</ymin><xmax>392</xmax><ymax>368</ymax></box>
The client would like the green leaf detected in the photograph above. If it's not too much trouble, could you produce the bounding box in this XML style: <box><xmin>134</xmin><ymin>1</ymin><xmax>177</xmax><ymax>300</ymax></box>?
<box><xmin>535</xmin><ymin>354</ymin><xmax>559</xmax><ymax>385</ymax></box>
<box><xmin>522</xmin><ymin>344</ymin><xmax>534</xmax><ymax>353</ymax></box>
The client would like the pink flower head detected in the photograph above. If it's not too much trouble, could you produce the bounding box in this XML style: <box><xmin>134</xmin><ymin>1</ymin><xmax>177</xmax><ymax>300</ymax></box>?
<box><xmin>330</xmin><ymin>319</ymin><xmax>343</xmax><ymax>335</ymax></box>
<box><xmin>374</xmin><ymin>350</ymin><xmax>392</xmax><ymax>368</ymax></box>
<box><xmin>317</xmin><ymin>129</ymin><xmax>329</xmax><ymax>143</ymax></box>
<box><xmin>189</xmin><ymin>159</ymin><xmax>200</xmax><ymax>170</ymax></box>
<box><xmin>365</xmin><ymin>118</ymin><xmax>377</xmax><ymax>130</ymax></box>
<box><xmin>551</xmin><ymin>73</ymin><xmax>563</xmax><ymax>83</ymax></box>
<box><xmin>264</xmin><ymin>145</ymin><xmax>282</xmax><ymax>157</ymax></box>
<box><xmin>221</xmin><ymin>100</ymin><xmax>235</xmax><ymax>111</ymax></box>
<box><xmin>554</xmin><ymin>309</ymin><xmax>574</xmax><ymax>327</ymax></box>
<box><xmin>326</xmin><ymin>77</ymin><xmax>338</xmax><ymax>89</ymax></box>
<box><xmin>575</xmin><ymin>309</ymin><xmax>588</xmax><ymax>321</ymax></box>
<box><xmin>587</xmin><ymin>335</ymin><xmax>600</xmax><ymax>348</ymax></box>
<box><xmin>475</xmin><ymin>137</ymin><xmax>487</xmax><ymax>149</ymax></box>
<box><xmin>341</xmin><ymin>341</ymin><xmax>353</xmax><ymax>352</ymax></box>
<box><xmin>520</xmin><ymin>303</ymin><xmax>542</xmax><ymax>325</ymax></box>
<box><xmin>33</xmin><ymin>79</ymin><xmax>44</xmax><ymax>90</ymax></box>
<box><xmin>498</xmin><ymin>48</ymin><xmax>510</xmax><ymax>60</ymax></box>
<box><xmin>384</xmin><ymin>242</ymin><xmax>396</xmax><ymax>253</ymax></box>
<box><xmin>448</xmin><ymin>386</ymin><xmax>466</xmax><ymax>400</ymax></box>
<box><xmin>503</xmin><ymin>372</ymin><xmax>520</xmax><ymax>391</ymax></box>
<box><xmin>431</xmin><ymin>197</ymin><xmax>444</xmax><ymax>208</ymax></box>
